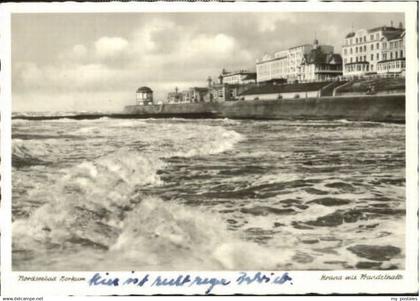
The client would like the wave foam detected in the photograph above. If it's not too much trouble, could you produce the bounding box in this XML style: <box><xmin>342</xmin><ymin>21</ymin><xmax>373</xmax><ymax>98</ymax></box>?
<box><xmin>13</xmin><ymin>148</ymin><xmax>164</xmax><ymax>249</ymax></box>
<box><xmin>13</xmin><ymin>121</ymin><xmax>248</xmax><ymax>270</ymax></box>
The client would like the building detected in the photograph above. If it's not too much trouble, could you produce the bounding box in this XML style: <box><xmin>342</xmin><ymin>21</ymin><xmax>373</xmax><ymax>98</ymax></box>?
<box><xmin>208</xmin><ymin>83</ymin><xmax>254</xmax><ymax>102</ymax></box>
<box><xmin>167</xmin><ymin>87</ymin><xmax>184</xmax><ymax>103</ymax></box>
<box><xmin>342</xmin><ymin>22</ymin><xmax>405</xmax><ymax>77</ymax></box>
<box><xmin>377</xmin><ymin>31</ymin><xmax>405</xmax><ymax>76</ymax></box>
<box><xmin>299</xmin><ymin>39</ymin><xmax>343</xmax><ymax>82</ymax></box>
<box><xmin>206</xmin><ymin>72</ymin><xmax>256</xmax><ymax>102</ymax></box>
<box><xmin>287</xmin><ymin>44</ymin><xmax>314</xmax><ymax>81</ymax></box>
<box><xmin>256</xmin><ymin>43</ymin><xmax>335</xmax><ymax>83</ymax></box>
<box><xmin>256</xmin><ymin>50</ymin><xmax>289</xmax><ymax>83</ymax></box>
<box><xmin>181</xmin><ymin>90</ymin><xmax>191</xmax><ymax>103</ymax></box>
<box><xmin>189</xmin><ymin>87</ymin><xmax>209</xmax><ymax>103</ymax></box>
<box><xmin>221</xmin><ymin>69</ymin><xmax>257</xmax><ymax>85</ymax></box>
<box><xmin>239</xmin><ymin>81</ymin><xmax>331</xmax><ymax>101</ymax></box>
<box><xmin>136</xmin><ymin>86</ymin><xmax>153</xmax><ymax>105</ymax></box>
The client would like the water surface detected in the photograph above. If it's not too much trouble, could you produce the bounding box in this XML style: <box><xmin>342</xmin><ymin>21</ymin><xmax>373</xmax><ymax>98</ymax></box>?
<box><xmin>12</xmin><ymin>117</ymin><xmax>405</xmax><ymax>270</ymax></box>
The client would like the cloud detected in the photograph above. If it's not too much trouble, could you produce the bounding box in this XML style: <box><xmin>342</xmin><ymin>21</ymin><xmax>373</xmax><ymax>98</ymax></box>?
<box><xmin>12</xmin><ymin>12</ymin><xmax>404</xmax><ymax>112</ymax></box>
<box><xmin>15</xmin><ymin>62</ymin><xmax>120</xmax><ymax>92</ymax></box>
<box><xmin>72</xmin><ymin>44</ymin><xmax>88</xmax><ymax>58</ymax></box>
<box><xmin>95</xmin><ymin>36</ymin><xmax>129</xmax><ymax>59</ymax></box>
<box><xmin>257</xmin><ymin>14</ymin><xmax>296</xmax><ymax>32</ymax></box>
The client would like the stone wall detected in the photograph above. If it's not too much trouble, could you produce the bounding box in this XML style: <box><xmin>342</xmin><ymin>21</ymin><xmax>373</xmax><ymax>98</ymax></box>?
<box><xmin>123</xmin><ymin>94</ymin><xmax>405</xmax><ymax>123</ymax></box>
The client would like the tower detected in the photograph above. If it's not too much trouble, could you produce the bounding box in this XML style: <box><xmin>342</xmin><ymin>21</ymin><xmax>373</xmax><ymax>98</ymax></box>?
<box><xmin>218</xmin><ymin>74</ymin><xmax>223</xmax><ymax>84</ymax></box>
<box><xmin>313</xmin><ymin>38</ymin><xmax>319</xmax><ymax>49</ymax></box>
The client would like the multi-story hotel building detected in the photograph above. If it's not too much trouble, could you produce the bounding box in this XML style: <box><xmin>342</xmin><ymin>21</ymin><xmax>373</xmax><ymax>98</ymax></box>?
<box><xmin>256</xmin><ymin>49</ymin><xmax>289</xmax><ymax>83</ymax></box>
<box><xmin>342</xmin><ymin>23</ymin><xmax>405</xmax><ymax>77</ymax></box>
<box><xmin>256</xmin><ymin>42</ymin><xmax>337</xmax><ymax>83</ymax></box>
<box><xmin>287</xmin><ymin>45</ymin><xmax>313</xmax><ymax>81</ymax></box>
<box><xmin>299</xmin><ymin>40</ymin><xmax>342</xmax><ymax>81</ymax></box>
<box><xmin>377</xmin><ymin>31</ymin><xmax>405</xmax><ymax>76</ymax></box>
<box><xmin>221</xmin><ymin>70</ymin><xmax>257</xmax><ymax>85</ymax></box>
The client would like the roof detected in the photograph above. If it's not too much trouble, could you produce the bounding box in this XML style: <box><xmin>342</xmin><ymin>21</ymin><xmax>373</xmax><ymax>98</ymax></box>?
<box><xmin>345</xmin><ymin>32</ymin><xmax>355</xmax><ymax>38</ymax></box>
<box><xmin>256</xmin><ymin>56</ymin><xmax>287</xmax><ymax>65</ymax></box>
<box><xmin>328</xmin><ymin>53</ymin><xmax>343</xmax><ymax>64</ymax></box>
<box><xmin>242</xmin><ymin>73</ymin><xmax>257</xmax><ymax>81</ymax></box>
<box><xmin>223</xmin><ymin>71</ymin><xmax>256</xmax><ymax>78</ymax></box>
<box><xmin>136</xmin><ymin>86</ymin><xmax>153</xmax><ymax>93</ymax></box>
<box><xmin>367</xmin><ymin>26</ymin><xmax>403</xmax><ymax>33</ymax></box>
<box><xmin>239</xmin><ymin>81</ymin><xmax>330</xmax><ymax>96</ymax></box>
<box><xmin>303</xmin><ymin>48</ymin><xmax>342</xmax><ymax>65</ymax></box>
<box><xmin>190</xmin><ymin>87</ymin><xmax>209</xmax><ymax>92</ymax></box>
<box><xmin>382</xmin><ymin>30</ymin><xmax>405</xmax><ymax>41</ymax></box>
<box><xmin>289</xmin><ymin>43</ymin><xmax>312</xmax><ymax>50</ymax></box>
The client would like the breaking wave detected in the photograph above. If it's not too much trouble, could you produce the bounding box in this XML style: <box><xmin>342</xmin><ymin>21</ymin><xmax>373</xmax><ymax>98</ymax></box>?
<box><xmin>12</xmin><ymin>139</ymin><xmax>52</xmax><ymax>167</ymax></box>
<box><xmin>12</xmin><ymin>121</ymin><xmax>258</xmax><ymax>270</ymax></box>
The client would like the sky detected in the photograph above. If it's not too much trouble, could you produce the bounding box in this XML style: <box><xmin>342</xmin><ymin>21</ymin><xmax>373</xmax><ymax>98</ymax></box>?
<box><xmin>12</xmin><ymin>12</ymin><xmax>404</xmax><ymax>112</ymax></box>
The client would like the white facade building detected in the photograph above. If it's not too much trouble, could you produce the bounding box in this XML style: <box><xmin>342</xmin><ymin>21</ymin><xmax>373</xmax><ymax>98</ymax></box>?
<box><xmin>256</xmin><ymin>43</ymin><xmax>334</xmax><ymax>83</ymax></box>
<box><xmin>287</xmin><ymin>44</ymin><xmax>313</xmax><ymax>81</ymax></box>
<box><xmin>255</xmin><ymin>50</ymin><xmax>289</xmax><ymax>83</ymax></box>
<box><xmin>222</xmin><ymin>70</ymin><xmax>256</xmax><ymax>85</ymax></box>
<box><xmin>377</xmin><ymin>31</ymin><xmax>405</xmax><ymax>76</ymax></box>
<box><xmin>342</xmin><ymin>23</ymin><xmax>405</xmax><ymax>77</ymax></box>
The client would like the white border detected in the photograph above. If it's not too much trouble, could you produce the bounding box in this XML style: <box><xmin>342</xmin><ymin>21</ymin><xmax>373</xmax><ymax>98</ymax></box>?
<box><xmin>0</xmin><ymin>1</ymin><xmax>418</xmax><ymax>297</ymax></box>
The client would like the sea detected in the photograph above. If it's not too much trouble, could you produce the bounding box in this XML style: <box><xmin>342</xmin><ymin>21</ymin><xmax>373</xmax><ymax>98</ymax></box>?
<box><xmin>12</xmin><ymin>116</ymin><xmax>406</xmax><ymax>271</ymax></box>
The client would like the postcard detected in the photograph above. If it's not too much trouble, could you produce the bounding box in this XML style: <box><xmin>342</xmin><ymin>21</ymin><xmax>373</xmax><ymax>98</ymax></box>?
<box><xmin>0</xmin><ymin>1</ymin><xmax>418</xmax><ymax>298</ymax></box>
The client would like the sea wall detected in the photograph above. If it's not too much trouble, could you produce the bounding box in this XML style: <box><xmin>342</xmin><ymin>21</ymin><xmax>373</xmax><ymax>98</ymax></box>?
<box><xmin>123</xmin><ymin>94</ymin><xmax>405</xmax><ymax>123</ymax></box>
